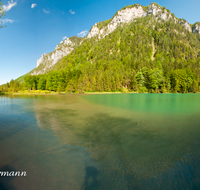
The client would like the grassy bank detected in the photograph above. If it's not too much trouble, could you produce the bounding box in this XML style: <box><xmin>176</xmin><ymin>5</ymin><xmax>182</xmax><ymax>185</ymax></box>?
<box><xmin>84</xmin><ymin>91</ymin><xmax>138</xmax><ymax>94</ymax></box>
<box><xmin>6</xmin><ymin>90</ymin><xmax>139</xmax><ymax>95</ymax></box>
<box><xmin>11</xmin><ymin>90</ymin><xmax>61</xmax><ymax>95</ymax></box>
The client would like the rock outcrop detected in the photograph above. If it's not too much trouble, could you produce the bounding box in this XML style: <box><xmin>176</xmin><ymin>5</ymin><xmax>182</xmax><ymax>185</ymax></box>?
<box><xmin>32</xmin><ymin>37</ymin><xmax>82</xmax><ymax>75</ymax></box>
<box><xmin>87</xmin><ymin>24</ymin><xmax>100</xmax><ymax>39</ymax></box>
<box><xmin>36</xmin><ymin>39</ymin><xmax>74</xmax><ymax>69</ymax></box>
<box><xmin>192</xmin><ymin>23</ymin><xmax>200</xmax><ymax>34</ymax></box>
<box><xmin>179</xmin><ymin>19</ymin><xmax>192</xmax><ymax>33</ymax></box>
<box><xmin>87</xmin><ymin>3</ymin><xmax>195</xmax><ymax>39</ymax></box>
<box><xmin>37</xmin><ymin>53</ymin><xmax>48</xmax><ymax>68</ymax></box>
<box><xmin>87</xmin><ymin>5</ymin><xmax>147</xmax><ymax>39</ymax></box>
<box><xmin>48</xmin><ymin>40</ymin><xmax>74</xmax><ymax>67</ymax></box>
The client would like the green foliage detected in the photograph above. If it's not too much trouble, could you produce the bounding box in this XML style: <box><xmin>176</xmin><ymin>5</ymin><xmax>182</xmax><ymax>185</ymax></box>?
<box><xmin>0</xmin><ymin>80</ymin><xmax>22</xmax><ymax>92</ymax></box>
<box><xmin>121</xmin><ymin>3</ymin><xmax>142</xmax><ymax>10</ymax></box>
<box><xmin>69</xmin><ymin>36</ymin><xmax>83</xmax><ymax>45</ymax></box>
<box><xmin>16</xmin><ymin>74</ymin><xmax>28</xmax><ymax>83</ymax></box>
<box><xmin>97</xmin><ymin>19</ymin><xmax>112</xmax><ymax>30</ymax></box>
<box><xmin>121</xmin><ymin>87</ymin><xmax>129</xmax><ymax>93</ymax></box>
<box><xmin>23</xmin><ymin>75</ymin><xmax>38</xmax><ymax>90</ymax></box>
<box><xmin>136</xmin><ymin>67</ymin><xmax>164</xmax><ymax>93</ymax></box>
<box><xmin>37</xmin><ymin>75</ymin><xmax>46</xmax><ymax>90</ymax></box>
<box><xmin>169</xmin><ymin>69</ymin><xmax>198</xmax><ymax>93</ymax></box>
<box><xmin>0</xmin><ymin>0</ymin><xmax>6</xmax><ymax>28</ymax></box>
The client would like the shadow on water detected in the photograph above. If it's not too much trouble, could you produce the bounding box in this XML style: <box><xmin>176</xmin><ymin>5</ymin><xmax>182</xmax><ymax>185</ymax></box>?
<box><xmin>82</xmin><ymin>166</ymin><xmax>99</xmax><ymax>190</ymax></box>
<box><xmin>0</xmin><ymin>165</ymin><xmax>17</xmax><ymax>190</ymax></box>
<box><xmin>36</xmin><ymin>107</ymin><xmax>200</xmax><ymax>172</ymax></box>
<box><xmin>35</xmin><ymin>108</ymin><xmax>77</xmax><ymax>127</ymax></box>
<box><xmin>0</xmin><ymin>123</ymin><xmax>28</xmax><ymax>143</ymax></box>
<box><xmin>44</xmin><ymin>111</ymin><xmax>200</xmax><ymax>176</ymax></box>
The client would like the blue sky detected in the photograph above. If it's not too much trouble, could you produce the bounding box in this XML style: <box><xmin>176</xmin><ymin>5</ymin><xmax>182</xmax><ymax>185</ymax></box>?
<box><xmin>0</xmin><ymin>0</ymin><xmax>200</xmax><ymax>85</ymax></box>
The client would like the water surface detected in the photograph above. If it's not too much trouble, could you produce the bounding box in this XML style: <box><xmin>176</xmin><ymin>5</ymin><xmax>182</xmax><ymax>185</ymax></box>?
<box><xmin>0</xmin><ymin>94</ymin><xmax>200</xmax><ymax>190</ymax></box>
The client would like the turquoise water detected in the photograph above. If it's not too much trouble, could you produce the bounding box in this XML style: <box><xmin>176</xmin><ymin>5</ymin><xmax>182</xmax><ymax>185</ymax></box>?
<box><xmin>83</xmin><ymin>93</ymin><xmax>200</xmax><ymax>114</ymax></box>
<box><xmin>0</xmin><ymin>94</ymin><xmax>200</xmax><ymax>189</ymax></box>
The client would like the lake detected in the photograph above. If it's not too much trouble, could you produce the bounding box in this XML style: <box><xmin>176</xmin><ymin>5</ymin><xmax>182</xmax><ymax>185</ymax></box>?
<box><xmin>0</xmin><ymin>94</ymin><xmax>200</xmax><ymax>190</ymax></box>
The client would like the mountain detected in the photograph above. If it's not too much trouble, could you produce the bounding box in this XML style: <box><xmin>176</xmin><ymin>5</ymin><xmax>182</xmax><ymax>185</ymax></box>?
<box><xmin>27</xmin><ymin>3</ymin><xmax>200</xmax><ymax>76</ymax></box>
<box><xmin>9</xmin><ymin>3</ymin><xmax>200</xmax><ymax>93</ymax></box>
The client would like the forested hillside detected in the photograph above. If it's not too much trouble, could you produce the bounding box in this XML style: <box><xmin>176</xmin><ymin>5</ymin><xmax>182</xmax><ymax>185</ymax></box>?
<box><xmin>1</xmin><ymin>4</ymin><xmax>200</xmax><ymax>93</ymax></box>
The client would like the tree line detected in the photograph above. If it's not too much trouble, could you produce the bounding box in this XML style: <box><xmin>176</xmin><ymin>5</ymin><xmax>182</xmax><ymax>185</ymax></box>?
<box><xmin>1</xmin><ymin>66</ymin><xmax>198</xmax><ymax>93</ymax></box>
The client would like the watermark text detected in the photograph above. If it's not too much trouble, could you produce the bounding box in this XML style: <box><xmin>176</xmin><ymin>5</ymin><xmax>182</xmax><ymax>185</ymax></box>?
<box><xmin>0</xmin><ymin>171</ymin><xmax>27</xmax><ymax>177</ymax></box>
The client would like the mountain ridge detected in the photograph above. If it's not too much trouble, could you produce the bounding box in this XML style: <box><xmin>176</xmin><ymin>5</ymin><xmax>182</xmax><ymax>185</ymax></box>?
<box><xmin>27</xmin><ymin>2</ymin><xmax>200</xmax><ymax>76</ymax></box>
<box><xmin>86</xmin><ymin>3</ymin><xmax>199</xmax><ymax>39</ymax></box>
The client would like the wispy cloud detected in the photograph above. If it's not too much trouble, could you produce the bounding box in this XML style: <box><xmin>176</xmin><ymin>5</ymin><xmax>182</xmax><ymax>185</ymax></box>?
<box><xmin>43</xmin><ymin>9</ymin><xmax>50</xmax><ymax>14</ymax></box>
<box><xmin>2</xmin><ymin>18</ymin><xmax>15</xmax><ymax>23</ymax></box>
<box><xmin>62</xmin><ymin>36</ymin><xmax>67</xmax><ymax>40</ymax></box>
<box><xmin>77</xmin><ymin>30</ymin><xmax>88</xmax><ymax>37</ymax></box>
<box><xmin>31</xmin><ymin>3</ymin><xmax>37</xmax><ymax>8</ymax></box>
<box><xmin>69</xmin><ymin>9</ymin><xmax>75</xmax><ymax>15</ymax></box>
<box><xmin>3</xmin><ymin>0</ymin><xmax>17</xmax><ymax>11</ymax></box>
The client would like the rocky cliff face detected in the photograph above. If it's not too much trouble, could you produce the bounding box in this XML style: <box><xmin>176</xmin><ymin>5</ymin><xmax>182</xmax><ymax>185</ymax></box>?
<box><xmin>32</xmin><ymin>37</ymin><xmax>82</xmax><ymax>75</ymax></box>
<box><xmin>36</xmin><ymin>38</ymin><xmax>74</xmax><ymax>69</ymax></box>
<box><xmin>179</xmin><ymin>19</ymin><xmax>192</xmax><ymax>33</ymax></box>
<box><xmin>37</xmin><ymin>53</ymin><xmax>48</xmax><ymax>68</ymax></box>
<box><xmin>87</xmin><ymin>5</ymin><xmax>146</xmax><ymax>39</ymax></box>
<box><xmin>87</xmin><ymin>3</ymin><xmax>195</xmax><ymax>39</ymax></box>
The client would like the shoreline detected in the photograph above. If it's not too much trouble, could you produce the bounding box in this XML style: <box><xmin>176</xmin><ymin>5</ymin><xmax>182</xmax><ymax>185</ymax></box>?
<box><xmin>0</xmin><ymin>90</ymin><xmax>199</xmax><ymax>96</ymax></box>
<box><xmin>1</xmin><ymin>91</ymin><xmax>133</xmax><ymax>95</ymax></box>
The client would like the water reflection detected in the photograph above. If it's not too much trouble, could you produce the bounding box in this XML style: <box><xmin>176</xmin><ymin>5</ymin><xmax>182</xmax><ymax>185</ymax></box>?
<box><xmin>82</xmin><ymin>166</ymin><xmax>99</xmax><ymax>190</ymax></box>
<box><xmin>32</xmin><ymin>95</ymin><xmax>200</xmax><ymax>189</ymax></box>
<box><xmin>1</xmin><ymin>94</ymin><xmax>200</xmax><ymax>189</ymax></box>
